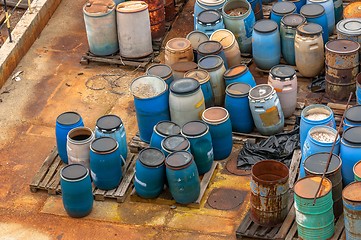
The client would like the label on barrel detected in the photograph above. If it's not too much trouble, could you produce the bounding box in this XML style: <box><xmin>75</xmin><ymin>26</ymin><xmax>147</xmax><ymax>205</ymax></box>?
<box><xmin>207</xmin><ymin>148</ymin><xmax>214</xmax><ymax>160</ymax></box>
<box><xmin>134</xmin><ymin>175</ymin><xmax>147</xmax><ymax>187</ymax></box>
<box><xmin>195</xmin><ymin>98</ymin><xmax>205</xmax><ymax>109</ymax></box>
<box><xmin>259</xmin><ymin>106</ymin><xmax>280</xmax><ymax>127</ymax></box>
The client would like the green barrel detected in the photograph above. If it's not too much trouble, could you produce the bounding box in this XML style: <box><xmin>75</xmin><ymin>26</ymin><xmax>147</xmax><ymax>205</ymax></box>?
<box><xmin>294</xmin><ymin>176</ymin><xmax>334</xmax><ymax>240</ymax></box>
<box><xmin>354</xmin><ymin>160</ymin><xmax>361</xmax><ymax>181</ymax></box>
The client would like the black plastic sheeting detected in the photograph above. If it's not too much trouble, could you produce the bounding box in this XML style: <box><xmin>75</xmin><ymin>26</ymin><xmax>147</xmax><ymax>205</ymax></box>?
<box><xmin>237</xmin><ymin>126</ymin><xmax>300</xmax><ymax>170</ymax></box>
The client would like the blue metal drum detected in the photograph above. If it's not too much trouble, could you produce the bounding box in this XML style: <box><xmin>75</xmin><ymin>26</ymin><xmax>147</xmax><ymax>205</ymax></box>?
<box><xmin>181</xmin><ymin>121</ymin><xmax>214</xmax><ymax>175</ymax></box>
<box><xmin>342</xmin><ymin>181</ymin><xmax>361</xmax><ymax>240</ymax></box>
<box><xmin>166</xmin><ymin>151</ymin><xmax>200</xmax><ymax>204</ymax></box>
<box><xmin>307</xmin><ymin>0</ymin><xmax>335</xmax><ymax>36</ymax></box>
<box><xmin>252</xmin><ymin>19</ymin><xmax>281</xmax><ymax>70</ymax></box>
<box><xmin>343</xmin><ymin>105</ymin><xmax>361</xmax><ymax>131</ymax></box>
<box><xmin>225</xmin><ymin>83</ymin><xmax>254</xmax><ymax>133</ymax></box>
<box><xmin>194</xmin><ymin>0</ymin><xmax>226</xmax><ymax>27</ymax></box>
<box><xmin>300</xmin><ymin>4</ymin><xmax>329</xmax><ymax>42</ymax></box>
<box><xmin>222</xmin><ymin>0</ymin><xmax>256</xmax><ymax>54</ymax></box>
<box><xmin>201</xmin><ymin>107</ymin><xmax>233</xmax><ymax>160</ymax></box>
<box><xmin>195</xmin><ymin>10</ymin><xmax>225</xmax><ymax>37</ymax></box>
<box><xmin>248</xmin><ymin>0</ymin><xmax>263</xmax><ymax>20</ymax></box>
<box><xmin>60</xmin><ymin>164</ymin><xmax>93</xmax><ymax>218</ymax></box>
<box><xmin>333</xmin><ymin>0</ymin><xmax>343</xmax><ymax>24</ymax></box>
<box><xmin>197</xmin><ymin>41</ymin><xmax>228</xmax><ymax>69</ymax></box>
<box><xmin>130</xmin><ymin>75</ymin><xmax>170</xmax><ymax>143</ymax></box>
<box><xmin>248</xmin><ymin>84</ymin><xmax>284</xmax><ymax>136</ymax></box>
<box><xmin>146</xmin><ymin>64</ymin><xmax>174</xmax><ymax>87</ymax></box>
<box><xmin>56</xmin><ymin>112</ymin><xmax>84</xmax><ymax>164</ymax></box>
<box><xmin>134</xmin><ymin>148</ymin><xmax>166</xmax><ymax>199</ymax></box>
<box><xmin>161</xmin><ymin>135</ymin><xmax>190</xmax><ymax>157</ymax></box>
<box><xmin>223</xmin><ymin>64</ymin><xmax>256</xmax><ymax>87</ymax></box>
<box><xmin>271</xmin><ymin>2</ymin><xmax>297</xmax><ymax>28</ymax></box>
<box><xmin>340</xmin><ymin>126</ymin><xmax>361</xmax><ymax>185</ymax></box>
<box><xmin>278</xmin><ymin>0</ymin><xmax>307</xmax><ymax>13</ymax></box>
<box><xmin>90</xmin><ymin>137</ymin><xmax>123</xmax><ymax>190</ymax></box>
<box><xmin>280</xmin><ymin>14</ymin><xmax>306</xmax><ymax>66</ymax></box>
<box><xmin>150</xmin><ymin>121</ymin><xmax>181</xmax><ymax>150</ymax></box>
<box><xmin>299</xmin><ymin>104</ymin><xmax>335</xmax><ymax>151</ymax></box>
<box><xmin>300</xmin><ymin>126</ymin><xmax>340</xmax><ymax>178</ymax></box>
<box><xmin>95</xmin><ymin>114</ymin><xmax>127</xmax><ymax>162</ymax></box>
<box><xmin>184</xmin><ymin>69</ymin><xmax>214</xmax><ymax>108</ymax></box>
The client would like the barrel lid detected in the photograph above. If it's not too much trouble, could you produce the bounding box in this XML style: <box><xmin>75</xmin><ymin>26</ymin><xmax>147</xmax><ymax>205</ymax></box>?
<box><xmin>91</xmin><ymin>137</ymin><xmax>117</xmax><ymax>153</ymax></box>
<box><xmin>197</xmin><ymin>41</ymin><xmax>223</xmax><ymax>55</ymax></box>
<box><xmin>147</xmin><ymin>64</ymin><xmax>173</xmax><ymax>79</ymax></box>
<box><xmin>226</xmin><ymin>83</ymin><xmax>251</xmax><ymax>97</ymax></box>
<box><xmin>300</xmin><ymin>4</ymin><xmax>325</xmax><ymax>18</ymax></box>
<box><xmin>96</xmin><ymin>114</ymin><xmax>122</xmax><ymax>131</ymax></box>
<box><xmin>198</xmin><ymin>0</ymin><xmax>226</xmax><ymax>7</ymax></box>
<box><xmin>337</xmin><ymin>19</ymin><xmax>361</xmax><ymax>36</ymax></box>
<box><xmin>198</xmin><ymin>55</ymin><xmax>224</xmax><ymax>71</ymax></box>
<box><xmin>139</xmin><ymin>148</ymin><xmax>165</xmax><ymax>167</ymax></box>
<box><xmin>130</xmin><ymin>75</ymin><xmax>167</xmax><ymax>99</ymax></box>
<box><xmin>186</xmin><ymin>31</ymin><xmax>209</xmax><ymax>50</ymax></box>
<box><xmin>325</xmin><ymin>39</ymin><xmax>360</xmax><ymax>54</ymax></box>
<box><xmin>343</xmin><ymin>126</ymin><xmax>361</xmax><ymax>145</ymax></box>
<box><xmin>61</xmin><ymin>164</ymin><xmax>88</xmax><ymax>180</ymax></box>
<box><xmin>57</xmin><ymin>112</ymin><xmax>81</xmax><ymax>125</ymax></box>
<box><xmin>281</xmin><ymin>13</ymin><xmax>306</xmax><ymax>27</ymax></box>
<box><xmin>84</xmin><ymin>0</ymin><xmax>115</xmax><ymax>14</ymax></box>
<box><xmin>202</xmin><ymin>107</ymin><xmax>229</xmax><ymax>124</ymax></box>
<box><xmin>166</xmin><ymin>38</ymin><xmax>192</xmax><ymax>51</ymax></box>
<box><xmin>354</xmin><ymin>161</ymin><xmax>361</xmax><ymax>180</ymax></box>
<box><xmin>171</xmin><ymin>62</ymin><xmax>198</xmax><ymax>72</ymax></box>
<box><xmin>294</xmin><ymin>176</ymin><xmax>332</xmax><ymax>199</ymax></box>
<box><xmin>344</xmin><ymin>2</ymin><xmax>361</xmax><ymax>19</ymax></box>
<box><xmin>223</xmin><ymin>64</ymin><xmax>248</xmax><ymax>78</ymax></box>
<box><xmin>345</xmin><ymin>105</ymin><xmax>361</xmax><ymax>123</ymax></box>
<box><xmin>210</xmin><ymin>29</ymin><xmax>235</xmax><ymax>49</ymax></box>
<box><xmin>117</xmin><ymin>1</ymin><xmax>148</xmax><ymax>13</ymax></box>
<box><xmin>270</xmin><ymin>65</ymin><xmax>296</xmax><ymax>81</ymax></box>
<box><xmin>170</xmin><ymin>78</ymin><xmax>200</xmax><ymax>95</ymax></box>
<box><xmin>304</xmin><ymin>153</ymin><xmax>341</xmax><ymax>175</ymax></box>
<box><xmin>162</xmin><ymin>135</ymin><xmax>190</xmax><ymax>152</ymax></box>
<box><xmin>254</xmin><ymin>19</ymin><xmax>278</xmax><ymax>33</ymax></box>
<box><xmin>166</xmin><ymin>151</ymin><xmax>193</xmax><ymax>169</ymax></box>
<box><xmin>155</xmin><ymin>121</ymin><xmax>181</xmax><ymax>137</ymax></box>
<box><xmin>297</xmin><ymin>22</ymin><xmax>322</xmax><ymax>36</ymax></box>
<box><xmin>343</xmin><ymin>181</ymin><xmax>361</xmax><ymax>202</ymax></box>
<box><xmin>184</xmin><ymin>69</ymin><xmax>210</xmax><ymax>84</ymax></box>
<box><xmin>249</xmin><ymin>84</ymin><xmax>274</xmax><ymax>100</ymax></box>
<box><xmin>272</xmin><ymin>2</ymin><xmax>296</xmax><ymax>15</ymax></box>
<box><xmin>182</xmin><ymin>121</ymin><xmax>208</xmax><ymax>136</ymax></box>
<box><xmin>198</xmin><ymin>10</ymin><xmax>222</xmax><ymax>25</ymax></box>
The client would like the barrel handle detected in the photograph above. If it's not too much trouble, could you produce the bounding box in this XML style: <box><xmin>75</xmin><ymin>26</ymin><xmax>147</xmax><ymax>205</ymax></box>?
<box><xmin>254</xmin><ymin>105</ymin><xmax>265</xmax><ymax>112</ymax></box>
<box><xmin>309</xmin><ymin>43</ymin><xmax>319</xmax><ymax>51</ymax></box>
<box><xmin>120</xmin><ymin>155</ymin><xmax>126</xmax><ymax>166</ymax></box>
<box><xmin>282</xmin><ymin>84</ymin><xmax>293</xmax><ymax>91</ymax></box>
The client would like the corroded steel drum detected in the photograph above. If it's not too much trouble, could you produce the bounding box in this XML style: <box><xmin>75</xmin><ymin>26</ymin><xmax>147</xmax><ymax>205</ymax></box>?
<box><xmin>343</xmin><ymin>2</ymin><xmax>361</xmax><ymax>19</ymax></box>
<box><xmin>343</xmin><ymin>181</ymin><xmax>361</xmax><ymax>240</ymax></box>
<box><xmin>250</xmin><ymin>160</ymin><xmax>289</xmax><ymax>226</ymax></box>
<box><xmin>143</xmin><ymin>0</ymin><xmax>166</xmax><ymax>40</ymax></box>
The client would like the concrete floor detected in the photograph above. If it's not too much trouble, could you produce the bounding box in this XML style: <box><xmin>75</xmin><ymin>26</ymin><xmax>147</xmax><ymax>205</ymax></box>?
<box><xmin>0</xmin><ymin>0</ymin><xmax>260</xmax><ymax>239</ymax></box>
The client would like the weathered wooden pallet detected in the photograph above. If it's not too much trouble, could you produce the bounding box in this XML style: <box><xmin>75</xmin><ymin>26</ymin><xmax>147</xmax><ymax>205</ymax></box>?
<box><xmin>130</xmin><ymin>161</ymin><xmax>219</xmax><ymax>209</ymax></box>
<box><xmin>29</xmin><ymin>147</ymin><xmax>136</xmax><ymax>203</ymax></box>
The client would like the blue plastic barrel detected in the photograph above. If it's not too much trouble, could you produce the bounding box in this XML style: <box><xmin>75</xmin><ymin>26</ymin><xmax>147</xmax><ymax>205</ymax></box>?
<box><xmin>340</xmin><ymin>126</ymin><xmax>361</xmax><ymax>185</ymax></box>
<box><xmin>130</xmin><ymin>75</ymin><xmax>170</xmax><ymax>143</ymax></box>
<box><xmin>184</xmin><ymin>69</ymin><xmax>214</xmax><ymax>108</ymax></box>
<box><xmin>202</xmin><ymin>107</ymin><xmax>233</xmax><ymax>160</ymax></box>
<box><xmin>90</xmin><ymin>137</ymin><xmax>123</xmax><ymax>190</ymax></box>
<box><xmin>195</xmin><ymin>10</ymin><xmax>225</xmax><ymax>37</ymax></box>
<box><xmin>197</xmin><ymin>41</ymin><xmax>228</xmax><ymax>69</ymax></box>
<box><xmin>150</xmin><ymin>121</ymin><xmax>181</xmax><ymax>150</ymax></box>
<box><xmin>299</xmin><ymin>104</ymin><xmax>335</xmax><ymax>151</ymax></box>
<box><xmin>225</xmin><ymin>83</ymin><xmax>254</xmax><ymax>133</ymax></box>
<box><xmin>95</xmin><ymin>114</ymin><xmax>127</xmax><ymax>162</ymax></box>
<box><xmin>161</xmin><ymin>135</ymin><xmax>190</xmax><ymax>157</ymax></box>
<box><xmin>166</xmin><ymin>151</ymin><xmax>200</xmax><ymax>204</ymax></box>
<box><xmin>56</xmin><ymin>112</ymin><xmax>84</xmax><ymax>164</ymax></box>
<box><xmin>300</xmin><ymin>4</ymin><xmax>329</xmax><ymax>42</ymax></box>
<box><xmin>186</xmin><ymin>31</ymin><xmax>209</xmax><ymax>61</ymax></box>
<box><xmin>181</xmin><ymin>121</ymin><xmax>214</xmax><ymax>175</ymax></box>
<box><xmin>223</xmin><ymin>64</ymin><xmax>256</xmax><ymax>87</ymax></box>
<box><xmin>134</xmin><ymin>148</ymin><xmax>166</xmax><ymax>198</ymax></box>
<box><xmin>343</xmin><ymin>181</ymin><xmax>361</xmax><ymax>240</ymax></box>
<box><xmin>247</xmin><ymin>0</ymin><xmax>263</xmax><ymax>20</ymax></box>
<box><xmin>252</xmin><ymin>19</ymin><xmax>281</xmax><ymax>70</ymax></box>
<box><xmin>146</xmin><ymin>64</ymin><xmax>174</xmax><ymax>87</ymax></box>
<box><xmin>300</xmin><ymin>126</ymin><xmax>340</xmax><ymax>178</ymax></box>
<box><xmin>307</xmin><ymin>0</ymin><xmax>335</xmax><ymax>36</ymax></box>
<box><xmin>278</xmin><ymin>0</ymin><xmax>306</xmax><ymax>13</ymax></box>
<box><xmin>194</xmin><ymin>0</ymin><xmax>226</xmax><ymax>27</ymax></box>
<box><xmin>60</xmin><ymin>164</ymin><xmax>93</xmax><ymax>218</ymax></box>
<box><xmin>343</xmin><ymin>105</ymin><xmax>361</xmax><ymax>131</ymax></box>
<box><xmin>271</xmin><ymin>2</ymin><xmax>296</xmax><ymax>28</ymax></box>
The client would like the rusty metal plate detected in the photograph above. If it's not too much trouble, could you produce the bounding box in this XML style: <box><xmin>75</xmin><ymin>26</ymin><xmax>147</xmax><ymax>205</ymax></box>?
<box><xmin>225</xmin><ymin>157</ymin><xmax>251</xmax><ymax>176</ymax></box>
<box><xmin>207</xmin><ymin>188</ymin><xmax>247</xmax><ymax>210</ymax></box>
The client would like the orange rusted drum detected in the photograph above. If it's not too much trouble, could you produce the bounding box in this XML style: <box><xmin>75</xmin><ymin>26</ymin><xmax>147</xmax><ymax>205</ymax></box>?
<box><xmin>165</xmin><ymin>38</ymin><xmax>194</xmax><ymax>66</ymax></box>
<box><xmin>250</xmin><ymin>160</ymin><xmax>289</xmax><ymax>226</ymax></box>
<box><xmin>165</xmin><ymin>0</ymin><xmax>176</xmax><ymax>21</ymax></box>
<box><xmin>342</xmin><ymin>181</ymin><xmax>361</xmax><ymax>239</ymax></box>
<box><xmin>142</xmin><ymin>0</ymin><xmax>166</xmax><ymax>40</ymax></box>
<box><xmin>344</xmin><ymin>2</ymin><xmax>361</xmax><ymax>19</ymax></box>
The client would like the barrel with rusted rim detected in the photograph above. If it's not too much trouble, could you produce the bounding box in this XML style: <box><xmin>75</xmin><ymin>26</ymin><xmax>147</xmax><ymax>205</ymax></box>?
<box><xmin>325</xmin><ymin>39</ymin><xmax>360</xmax><ymax>101</ymax></box>
<box><xmin>165</xmin><ymin>0</ymin><xmax>176</xmax><ymax>22</ymax></box>
<box><xmin>304</xmin><ymin>153</ymin><xmax>343</xmax><ymax>218</ymax></box>
<box><xmin>343</xmin><ymin>2</ymin><xmax>361</xmax><ymax>19</ymax></box>
<box><xmin>250</xmin><ymin>160</ymin><xmax>289</xmax><ymax>226</ymax></box>
<box><xmin>294</xmin><ymin>176</ymin><xmax>334</xmax><ymax>240</ymax></box>
<box><xmin>353</xmin><ymin>160</ymin><xmax>361</xmax><ymax>181</ymax></box>
<box><xmin>343</xmin><ymin>181</ymin><xmax>361</xmax><ymax>240</ymax></box>
<box><xmin>143</xmin><ymin>0</ymin><xmax>165</xmax><ymax>40</ymax></box>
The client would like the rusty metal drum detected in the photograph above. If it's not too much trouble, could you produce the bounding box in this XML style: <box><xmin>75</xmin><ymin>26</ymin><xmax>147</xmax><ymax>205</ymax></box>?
<box><xmin>325</xmin><ymin>39</ymin><xmax>360</xmax><ymax>101</ymax></box>
<box><xmin>165</xmin><ymin>38</ymin><xmax>194</xmax><ymax>66</ymax></box>
<box><xmin>342</xmin><ymin>181</ymin><xmax>361</xmax><ymax>240</ymax></box>
<box><xmin>250</xmin><ymin>160</ymin><xmax>289</xmax><ymax>226</ymax></box>
<box><xmin>343</xmin><ymin>2</ymin><xmax>361</xmax><ymax>19</ymax></box>
<box><xmin>165</xmin><ymin>0</ymin><xmax>176</xmax><ymax>22</ymax></box>
<box><xmin>142</xmin><ymin>0</ymin><xmax>165</xmax><ymax>40</ymax></box>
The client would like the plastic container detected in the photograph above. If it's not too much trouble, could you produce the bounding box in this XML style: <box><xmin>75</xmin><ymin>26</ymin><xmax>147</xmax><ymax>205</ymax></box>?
<box><xmin>150</xmin><ymin>121</ymin><xmax>181</xmax><ymax>150</ymax></box>
<box><xmin>165</xmin><ymin>38</ymin><xmax>194</xmax><ymax>66</ymax></box>
<box><xmin>223</xmin><ymin>64</ymin><xmax>256</xmax><ymax>87</ymax></box>
<box><xmin>161</xmin><ymin>135</ymin><xmax>190</xmax><ymax>157</ymax></box>
<box><xmin>186</xmin><ymin>31</ymin><xmax>209</xmax><ymax>61</ymax></box>
<box><xmin>195</xmin><ymin>10</ymin><xmax>225</xmax><ymax>37</ymax></box>
<box><xmin>194</xmin><ymin>0</ymin><xmax>226</xmax><ymax>26</ymax></box>
<box><xmin>146</xmin><ymin>64</ymin><xmax>174</xmax><ymax>87</ymax></box>
<box><xmin>306</xmin><ymin>0</ymin><xmax>335</xmax><ymax>35</ymax></box>
<box><xmin>184</xmin><ymin>69</ymin><xmax>214</xmax><ymax>108</ymax></box>
<box><xmin>270</xmin><ymin>2</ymin><xmax>296</xmax><ymax>28</ymax></box>
<box><xmin>343</xmin><ymin>105</ymin><xmax>361</xmax><ymax>131</ymax></box>
<box><xmin>300</xmin><ymin>4</ymin><xmax>329</xmax><ymax>42</ymax></box>
<box><xmin>197</xmin><ymin>40</ymin><xmax>228</xmax><ymax>69</ymax></box>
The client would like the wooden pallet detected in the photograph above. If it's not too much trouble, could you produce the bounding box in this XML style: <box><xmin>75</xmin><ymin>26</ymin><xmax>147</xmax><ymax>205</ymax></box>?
<box><xmin>130</xmin><ymin>161</ymin><xmax>219</xmax><ymax>209</ymax></box>
<box><xmin>29</xmin><ymin>147</ymin><xmax>136</xmax><ymax>203</ymax></box>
